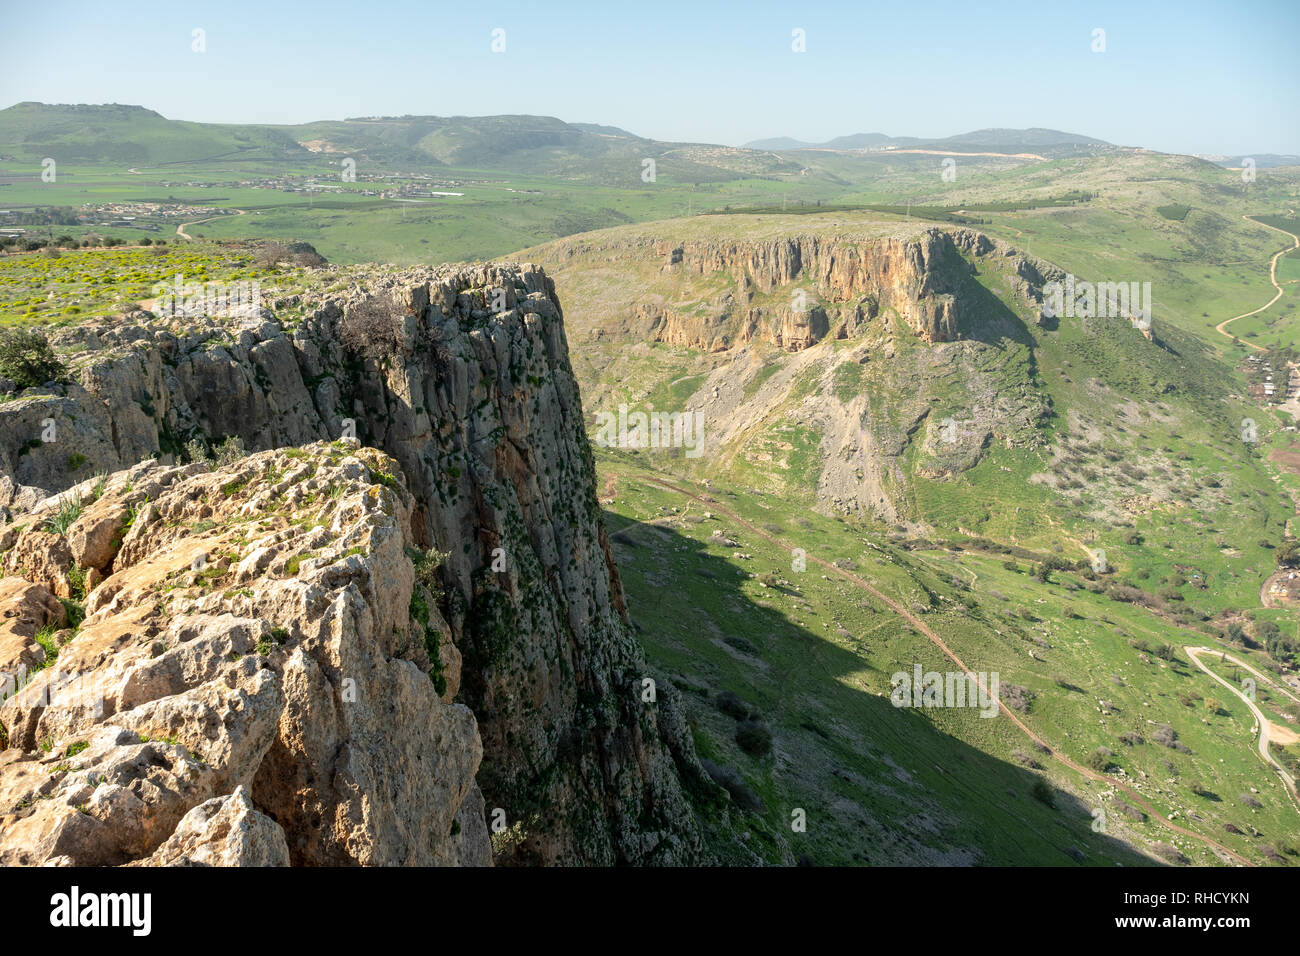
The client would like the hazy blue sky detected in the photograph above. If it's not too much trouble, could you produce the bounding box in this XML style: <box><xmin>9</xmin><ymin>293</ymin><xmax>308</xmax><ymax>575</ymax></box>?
<box><xmin>2</xmin><ymin>0</ymin><xmax>1297</xmax><ymax>154</ymax></box>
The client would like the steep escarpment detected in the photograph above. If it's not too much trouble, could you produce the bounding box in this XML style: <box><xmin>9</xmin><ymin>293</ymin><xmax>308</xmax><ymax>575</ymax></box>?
<box><xmin>0</xmin><ymin>263</ymin><xmax>709</xmax><ymax>864</ymax></box>
<box><xmin>527</xmin><ymin>218</ymin><xmax>1055</xmax><ymax>525</ymax></box>
<box><xmin>0</xmin><ymin>444</ymin><xmax>487</xmax><ymax>866</ymax></box>
<box><xmin>650</xmin><ymin>231</ymin><xmax>970</xmax><ymax>344</ymax></box>
<box><xmin>535</xmin><ymin>223</ymin><xmax>1054</xmax><ymax>353</ymax></box>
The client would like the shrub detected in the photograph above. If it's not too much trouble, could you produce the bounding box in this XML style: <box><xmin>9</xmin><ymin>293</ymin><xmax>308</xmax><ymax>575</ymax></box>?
<box><xmin>714</xmin><ymin>690</ymin><xmax>752</xmax><ymax>720</ymax></box>
<box><xmin>1086</xmin><ymin>747</ymin><xmax>1113</xmax><ymax>772</ymax></box>
<box><xmin>1011</xmin><ymin>748</ymin><xmax>1042</xmax><ymax>769</ymax></box>
<box><xmin>1120</xmin><ymin>802</ymin><xmax>1147</xmax><ymax>822</ymax></box>
<box><xmin>213</xmin><ymin>435</ymin><xmax>246</xmax><ymax>467</ymax></box>
<box><xmin>735</xmin><ymin>719</ymin><xmax>772</xmax><ymax>757</ymax></box>
<box><xmin>1031</xmin><ymin>778</ymin><xmax>1055</xmax><ymax>808</ymax></box>
<box><xmin>1152</xmin><ymin>724</ymin><xmax>1190</xmax><ymax>752</ymax></box>
<box><xmin>723</xmin><ymin>634</ymin><xmax>758</xmax><ymax>654</ymax></box>
<box><xmin>0</xmin><ymin>328</ymin><xmax>66</xmax><ymax>390</ymax></box>
<box><xmin>699</xmin><ymin>759</ymin><xmax>764</xmax><ymax>812</ymax></box>
<box><xmin>1152</xmin><ymin>843</ymin><xmax>1188</xmax><ymax>865</ymax></box>
<box><xmin>1000</xmin><ymin>683</ymin><xmax>1035</xmax><ymax>713</ymax></box>
<box><xmin>340</xmin><ymin>297</ymin><xmax>400</xmax><ymax>359</ymax></box>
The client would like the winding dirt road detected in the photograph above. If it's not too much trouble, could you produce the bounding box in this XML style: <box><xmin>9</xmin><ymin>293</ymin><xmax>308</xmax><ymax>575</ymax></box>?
<box><xmin>1186</xmin><ymin>647</ymin><xmax>1300</xmax><ymax>812</ymax></box>
<box><xmin>176</xmin><ymin>208</ymin><xmax>246</xmax><ymax>240</ymax></box>
<box><xmin>1215</xmin><ymin>215</ymin><xmax>1299</xmax><ymax>350</ymax></box>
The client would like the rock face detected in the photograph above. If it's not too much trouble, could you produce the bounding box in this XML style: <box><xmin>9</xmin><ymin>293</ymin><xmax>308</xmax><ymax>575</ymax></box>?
<box><xmin>641</xmin><ymin>300</ymin><xmax>831</xmax><ymax>352</ymax></box>
<box><xmin>538</xmin><ymin>226</ymin><xmax>1056</xmax><ymax>357</ymax></box>
<box><xmin>0</xmin><ymin>444</ymin><xmax>487</xmax><ymax>866</ymax></box>
<box><xmin>139</xmin><ymin>786</ymin><xmax>290</xmax><ymax>867</ymax></box>
<box><xmin>532</xmin><ymin>222</ymin><xmax>1054</xmax><ymax>527</ymax></box>
<box><xmin>0</xmin><ymin>263</ymin><xmax>707</xmax><ymax>865</ymax></box>
<box><xmin>643</xmin><ymin>231</ymin><xmax>974</xmax><ymax>346</ymax></box>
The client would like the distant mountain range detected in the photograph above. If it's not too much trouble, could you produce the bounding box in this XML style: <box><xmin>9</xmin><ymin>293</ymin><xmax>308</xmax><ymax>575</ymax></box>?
<box><xmin>1195</xmin><ymin>153</ymin><xmax>1300</xmax><ymax>169</ymax></box>
<box><xmin>0</xmin><ymin>102</ymin><xmax>801</xmax><ymax>185</ymax></box>
<box><xmin>743</xmin><ymin>127</ymin><xmax>1114</xmax><ymax>157</ymax></box>
<box><xmin>3</xmin><ymin>104</ymin><xmax>1290</xmax><ymax>183</ymax></box>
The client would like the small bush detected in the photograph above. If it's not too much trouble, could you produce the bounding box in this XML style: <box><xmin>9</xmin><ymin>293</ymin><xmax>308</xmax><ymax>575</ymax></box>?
<box><xmin>735</xmin><ymin>719</ymin><xmax>772</xmax><ymax>757</ymax></box>
<box><xmin>213</xmin><ymin>435</ymin><xmax>246</xmax><ymax>467</ymax></box>
<box><xmin>699</xmin><ymin>759</ymin><xmax>764</xmax><ymax>812</ymax></box>
<box><xmin>1152</xmin><ymin>843</ymin><xmax>1188</xmax><ymax>865</ymax></box>
<box><xmin>714</xmin><ymin>690</ymin><xmax>752</xmax><ymax>720</ymax></box>
<box><xmin>0</xmin><ymin>328</ymin><xmax>65</xmax><ymax>390</ymax></box>
<box><xmin>1000</xmin><ymin>683</ymin><xmax>1035</xmax><ymax>713</ymax></box>
<box><xmin>1086</xmin><ymin>747</ymin><xmax>1113</xmax><ymax>772</ymax></box>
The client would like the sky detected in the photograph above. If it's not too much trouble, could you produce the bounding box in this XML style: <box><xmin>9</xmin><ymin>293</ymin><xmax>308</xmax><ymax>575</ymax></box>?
<box><xmin>2</xmin><ymin>0</ymin><xmax>1297</xmax><ymax>155</ymax></box>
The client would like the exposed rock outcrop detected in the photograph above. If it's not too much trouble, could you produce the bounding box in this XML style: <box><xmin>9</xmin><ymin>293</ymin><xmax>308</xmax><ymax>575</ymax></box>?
<box><xmin>642</xmin><ymin>230</ymin><xmax>974</xmax><ymax>345</ymax></box>
<box><xmin>635</xmin><ymin>301</ymin><xmax>832</xmax><ymax>353</ymax></box>
<box><xmin>539</xmin><ymin>225</ymin><xmax>1061</xmax><ymax>356</ymax></box>
<box><xmin>532</xmin><ymin>220</ymin><xmax>1054</xmax><ymax>526</ymax></box>
<box><xmin>0</xmin><ymin>262</ymin><xmax>708</xmax><ymax>865</ymax></box>
<box><xmin>0</xmin><ymin>444</ymin><xmax>487</xmax><ymax>866</ymax></box>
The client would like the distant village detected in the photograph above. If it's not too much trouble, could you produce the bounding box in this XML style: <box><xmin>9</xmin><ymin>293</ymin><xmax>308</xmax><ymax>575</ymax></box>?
<box><xmin>150</xmin><ymin>170</ymin><xmax>477</xmax><ymax>200</ymax></box>
<box><xmin>1243</xmin><ymin>352</ymin><xmax>1300</xmax><ymax>408</ymax></box>
<box><xmin>0</xmin><ymin>201</ymin><xmax>226</xmax><ymax>239</ymax></box>
<box><xmin>0</xmin><ymin>169</ymin><xmax>494</xmax><ymax>241</ymax></box>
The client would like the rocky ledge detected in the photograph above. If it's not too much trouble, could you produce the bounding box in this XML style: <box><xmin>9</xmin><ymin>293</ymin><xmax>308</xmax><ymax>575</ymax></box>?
<box><xmin>0</xmin><ymin>262</ymin><xmax>710</xmax><ymax>865</ymax></box>
<box><xmin>0</xmin><ymin>442</ymin><xmax>488</xmax><ymax>866</ymax></box>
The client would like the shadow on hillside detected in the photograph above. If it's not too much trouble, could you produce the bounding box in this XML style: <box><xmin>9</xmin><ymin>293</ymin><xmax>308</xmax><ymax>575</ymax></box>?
<box><xmin>958</xmin><ymin>270</ymin><xmax>1039</xmax><ymax>353</ymax></box>
<box><xmin>603</xmin><ymin>506</ymin><xmax>1162</xmax><ymax>867</ymax></box>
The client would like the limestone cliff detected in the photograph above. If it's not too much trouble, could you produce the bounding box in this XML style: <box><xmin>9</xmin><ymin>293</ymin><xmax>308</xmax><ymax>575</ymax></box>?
<box><xmin>529</xmin><ymin>220</ymin><xmax>1055</xmax><ymax>527</ymax></box>
<box><xmin>0</xmin><ymin>444</ymin><xmax>487</xmax><ymax>866</ymax></box>
<box><xmin>650</xmin><ymin>232</ymin><xmax>968</xmax><ymax>345</ymax></box>
<box><xmin>0</xmin><ymin>263</ymin><xmax>708</xmax><ymax>865</ymax></box>
<box><xmin>539</xmin><ymin>224</ymin><xmax>1056</xmax><ymax>354</ymax></box>
<box><xmin>627</xmin><ymin>229</ymin><xmax>973</xmax><ymax>347</ymax></box>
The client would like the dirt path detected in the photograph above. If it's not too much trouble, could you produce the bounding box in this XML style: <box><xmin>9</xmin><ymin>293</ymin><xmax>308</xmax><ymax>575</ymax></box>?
<box><xmin>1186</xmin><ymin>647</ymin><xmax>1300</xmax><ymax>812</ymax></box>
<box><xmin>1199</xmin><ymin>648</ymin><xmax>1300</xmax><ymax>709</ymax></box>
<box><xmin>1214</xmin><ymin>215</ymin><xmax>1300</xmax><ymax>350</ymax></box>
<box><xmin>176</xmin><ymin>208</ymin><xmax>245</xmax><ymax>240</ymax></box>
<box><xmin>640</xmin><ymin>473</ymin><xmax>1254</xmax><ymax>865</ymax></box>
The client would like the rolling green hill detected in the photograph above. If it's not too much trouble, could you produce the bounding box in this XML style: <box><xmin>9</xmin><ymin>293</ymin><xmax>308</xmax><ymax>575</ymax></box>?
<box><xmin>0</xmin><ymin>102</ymin><xmax>307</xmax><ymax>165</ymax></box>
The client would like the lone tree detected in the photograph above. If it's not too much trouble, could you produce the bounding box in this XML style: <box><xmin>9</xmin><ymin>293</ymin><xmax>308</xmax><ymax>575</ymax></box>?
<box><xmin>0</xmin><ymin>327</ymin><xmax>65</xmax><ymax>390</ymax></box>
